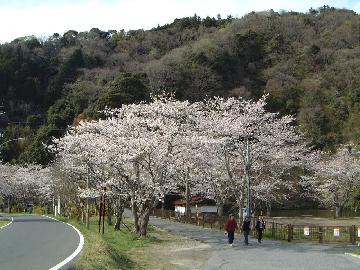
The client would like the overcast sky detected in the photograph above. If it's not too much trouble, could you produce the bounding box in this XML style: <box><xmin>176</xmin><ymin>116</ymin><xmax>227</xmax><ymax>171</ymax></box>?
<box><xmin>0</xmin><ymin>0</ymin><xmax>359</xmax><ymax>44</ymax></box>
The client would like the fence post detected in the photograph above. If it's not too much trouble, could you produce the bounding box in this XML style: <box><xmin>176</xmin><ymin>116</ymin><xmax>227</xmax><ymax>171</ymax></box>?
<box><xmin>202</xmin><ymin>213</ymin><xmax>205</xmax><ymax>227</ymax></box>
<box><xmin>318</xmin><ymin>226</ymin><xmax>323</xmax><ymax>243</ymax></box>
<box><xmin>287</xmin><ymin>224</ymin><xmax>293</xmax><ymax>242</ymax></box>
<box><xmin>271</xmin><ymin>222</ymin><xmax>275</xmax><ymax>238</ymax></box>
<box><xmin>350</xmin><ymin>225</ymin><xmax>356</xmax><ymax>244</ymax></box>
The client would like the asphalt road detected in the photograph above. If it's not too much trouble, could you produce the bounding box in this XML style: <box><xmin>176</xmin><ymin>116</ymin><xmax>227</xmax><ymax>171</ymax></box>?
<box><xmin>0</xmin><ymin>214</ymin><xmax>81</xmax><ymax>270</ymax></box>
<box><xmin>150</xmin><ymin>217</ymin><xmax>360</xmax><ymax>270</ymax></box>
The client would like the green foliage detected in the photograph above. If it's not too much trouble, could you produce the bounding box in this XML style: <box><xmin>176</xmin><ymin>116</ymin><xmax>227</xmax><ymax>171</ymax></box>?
<box><xmin>351</xmin><ymin>188</ymin><xmax>360</xmax><ymax>210</ymax></box>
<box><xmin>0</xmin><ymin>124</ymin><xmax>32</xmax><ymax>163</ymax></box>
<box><xmin>46</xmin><ymin>48</ymin><xmax>84</xmax><ymax>104</ymax></box>
<box><xmin>86</xmin><ymin>74</ymin><xmax>150</xmax><ymax>119</ymax></box>
<box><xmin>0</xmin><ymin>220</ymin><xmax>10</xmax><ymax>227</ymax></box>
<box><xmin>33</xmin><ymin>205</ymin><xmax>46</xmax><ymax>214</ymax></box>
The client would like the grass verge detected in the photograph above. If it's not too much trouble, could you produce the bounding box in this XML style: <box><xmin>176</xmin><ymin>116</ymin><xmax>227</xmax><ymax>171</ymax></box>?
<box><xmin>0</xmin><ymin>220</ymin><xmax>10</xmax><ymax>228</ymax></box>
<box><xmin>53</xmin><ymin>216</ymin><xmax>159</xmax><ymax>270</ymax></box>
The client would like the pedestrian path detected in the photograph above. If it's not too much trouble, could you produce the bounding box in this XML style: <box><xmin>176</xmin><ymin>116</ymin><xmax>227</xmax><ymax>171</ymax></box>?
<box><xmin>149</xmin><ymin>216</ymin><xmax>360</xmax><ymax>270</ymax></box>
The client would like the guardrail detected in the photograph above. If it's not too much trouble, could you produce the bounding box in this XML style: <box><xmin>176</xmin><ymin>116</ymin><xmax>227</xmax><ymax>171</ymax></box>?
<box><xmin>152</xmin><ymin>209</ymin><xmax>360</xmax><ymax>244</ymax></box>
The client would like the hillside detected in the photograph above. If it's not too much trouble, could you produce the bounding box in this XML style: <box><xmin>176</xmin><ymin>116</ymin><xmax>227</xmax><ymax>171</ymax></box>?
<box><xmin>1</xmin><ymin>6</ymin><xmax>360</xmax><ymax>165</ymax></box>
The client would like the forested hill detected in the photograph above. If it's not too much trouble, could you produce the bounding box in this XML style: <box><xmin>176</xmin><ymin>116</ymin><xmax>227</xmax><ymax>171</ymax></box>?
<box><xmin>1</xmin><ymin>6</ymin><xmax>360</xmax><ymax>165</ymax></box>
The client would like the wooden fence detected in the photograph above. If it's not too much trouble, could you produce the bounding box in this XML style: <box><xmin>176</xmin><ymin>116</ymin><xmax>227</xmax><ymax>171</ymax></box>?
<box><xmin>152</xmin><ymin>209</ymin><xmax>360</xmax><ymax>244</ymax></box>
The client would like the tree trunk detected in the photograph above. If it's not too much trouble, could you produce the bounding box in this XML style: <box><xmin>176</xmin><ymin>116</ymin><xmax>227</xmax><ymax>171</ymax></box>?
<box><xmin>86</xmin><ymin>197</ymin><xmax>90</xmax><ymax>229</ymax></box>
<box><xmin>102</xmin><ymin>196</ymin><xmax>106</xmax><ymax>235</ymax></box>
<box><xmin>107</xmin><ymin>199</ymin><xmax>112</xmax><ymax>226</ymax></box>
<box><xmin>138</xmin><ymin>211</ymin><xmax>151</xmax><ymax>237</ymax></box>
<box><xmin>133</xmin><ymin>197</ymin><xmax>158</xmax><ymax>237</ymax></box>
<box><xmin>98</xmin><ymin>198</ymin><xmax>103</xmax><ymax>233</ymax></box>
<box><xmin>81</xmin><ymin>203</ymin><xmax>85</xmax><ymax>223</ymax></box>
<box><xmin>114</xmin><ymin>196</ymin><xmax>124</xmax><ymax>231</ymax></box>
<box><xmin>266</xmin><ymin>201</ymin><xmax>272</xmax><ymax>217</ymax></box>
<box><xmin>77</xmin><ymin>204</ymin><xmax>82</xmax><ymax>222</ymax></box>
<box><xmin>7</xmin><ymin>197</ymin><xmax>11</xmax><ymax>214</ymax></box>
<box><xmin>237</xmin><ymin>198</ymin><xmax>244</xmax><ymax>225</ymax></box>
<box><xmin>132</xmin><ymin>162</ymin><xmax>141</xmax><ymax>233</ymax></box>
<box><xmin>335</xmin><ymin>205</ymin><xmax>342</xmax><ymax>219</ymax></box>
<box><xmin>185</xmin><ymin>179</ymin><xmax>191</xmax><ymax>219</ymax></box>
<box><xmin>131</xmin><ymin>197</ymin><xmax>140</xmax><ymax>234</ymax></box>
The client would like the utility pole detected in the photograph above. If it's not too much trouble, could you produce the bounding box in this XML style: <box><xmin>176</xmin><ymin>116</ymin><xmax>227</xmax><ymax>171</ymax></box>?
<box><xmin>240</xmin><ymin>134</ymin><xmax>258</xmax><ymax>219</ymax></box>
<box><xmin>86</xmin><ymin>168</ymin><xmax>90</xmax><ymax>229</ymax></box>
<box><xmin>245</xmin><ymin>136</ymin><xmax>252</xmax><ymax>218</ymax></box>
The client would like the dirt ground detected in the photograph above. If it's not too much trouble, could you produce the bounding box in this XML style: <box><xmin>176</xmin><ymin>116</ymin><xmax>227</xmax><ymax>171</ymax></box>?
<box><xmin>128</xmin><ymin>228</ymin><xmax>213</xmax><ymax>270</ymax></box>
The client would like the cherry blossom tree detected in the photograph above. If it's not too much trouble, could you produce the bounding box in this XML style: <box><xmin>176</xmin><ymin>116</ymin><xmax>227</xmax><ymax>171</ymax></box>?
<box><xmin>252</xmin><ymin>140</ymin><xmax>308</xmax><ymax>217</ymax></box>
<box><xmin>301</xmin><ymin>144</ymin><xmax>360</xmax><ymax>218</ymax></box>
<box><xmin>0</xmin><ymin>164</ymin><xmax>16</xmax><ymax>212</ymax></box>
<box><xmin>0</xmin><ymin>164</ymin><xmax>53</xmax><ymax>213</ymax></box>
<box><xmin>194</xmin><ymin>143</ymin><xmax>233</xmax><ymax>217</ymax></box>
<box><xmin>197</xmin><ymin>96</ymin><xmax>305</xmax><ymax>222</ymax></box>
<box><xmin>53</xmin><ymin>97</ymin><xmax>200</xmax><ymax>236</ymax></box>
<box><xmin>52</xmin><ymin>94</ymin><xmax>307</xmax><ymax>234</ymax></box>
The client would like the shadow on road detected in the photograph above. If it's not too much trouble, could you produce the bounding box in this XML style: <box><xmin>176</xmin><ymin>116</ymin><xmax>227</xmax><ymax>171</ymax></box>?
<box><xmin>13</xmin><ymin>219</ymin><xmax>58</xmax><ymax>223</ymax></box>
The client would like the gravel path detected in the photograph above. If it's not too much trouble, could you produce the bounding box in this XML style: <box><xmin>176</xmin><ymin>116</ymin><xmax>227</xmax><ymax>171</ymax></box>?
<box><xmin>150</xmin><ymin>216</ymin><xmax>360</xmax><ymax>270</ymax></box>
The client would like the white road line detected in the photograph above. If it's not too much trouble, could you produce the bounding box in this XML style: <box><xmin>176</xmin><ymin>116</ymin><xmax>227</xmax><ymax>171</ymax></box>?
<box><xmin>42</xmin><ymin>215</ymin><xmax>85</xmax><ymax>270</ymax></box>
<box><xmin>0</xmin><ymin>217</ymin><xmax>13</xmax><ymax>230</ymax></box>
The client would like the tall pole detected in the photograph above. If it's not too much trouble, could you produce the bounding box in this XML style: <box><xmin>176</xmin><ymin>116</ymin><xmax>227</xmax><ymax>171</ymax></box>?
<box><xmin>102</xmin><ymin>187</ymin><xmax>106</xmax><ymax>235</ymax></box>
<box><xmin>245</xmin><ymin>136</ymin><xmax>251</xmax><ymax>218</ymax></box>
<box><xmin>185</xmin><ymin>178</ymin><xmax>191</xmax><ymax>219</ymax></box>
<box><xmin>57</xmin><ymin>195</ymin><xmax>61</xmax><ymax>215</ymax></box>
<box><xmin>86</xmin><ymin>169</ymin><xmax>90</xmax><ymax>229</ymax></box>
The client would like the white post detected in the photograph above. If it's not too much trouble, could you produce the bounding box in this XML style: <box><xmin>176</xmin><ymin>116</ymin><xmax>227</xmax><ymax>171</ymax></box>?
<box><xmin>57</xmin><ymin>196</ymin><xmax>61</xmax><ymax>216</ymax></box>
<box><xmin>86</xmin><ymin>171</ymin><xmax>90</xmax><ymax>229</ymax></box>
<box><xmin>52</xmin><ymin>196</ymin><xmax>55</xmax><ymax>215</ymax></box>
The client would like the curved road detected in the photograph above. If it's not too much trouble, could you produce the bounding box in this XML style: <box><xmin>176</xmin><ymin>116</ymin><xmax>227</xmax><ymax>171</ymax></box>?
<box><xmin>150</xmin><ymin>217</ymin><xmax>360</xmax><ymax>270</ymax></box>
<box><xmin>0</xmin><ymin>215</ymin><xmax>81</xmax><ymax>270</ymax></box>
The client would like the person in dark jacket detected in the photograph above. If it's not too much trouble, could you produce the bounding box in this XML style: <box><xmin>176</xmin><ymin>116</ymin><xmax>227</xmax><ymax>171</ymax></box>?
<box><xmin>242</xmin><ymin>216</ymin><xmax>251</xmax><ymax>245</ymax></box>
<box><xmin>255</xmin><ymin>215</ymin><xmax>266</xmax><ymax>243</ymax></box>
<box><xmin>224</xmin><ymin>214</ymin><xmax>238</xmax><ymax>246</ymax></box>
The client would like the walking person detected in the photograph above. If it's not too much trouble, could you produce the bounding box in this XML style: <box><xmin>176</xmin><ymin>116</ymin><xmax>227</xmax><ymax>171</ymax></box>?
<box><xmin>255</xmin><ymin>215</ymin><xmax>266</xmax><ymax>243</ymax></box>
<box><xmin>224</xmin><ymin>214</ymin><xmax>238</xmax><ymax>247</ymax></box>
<box><xmin>242</xmin><ymin>216</ymin><xmax>251</xmax><ymax>245</ymax></box>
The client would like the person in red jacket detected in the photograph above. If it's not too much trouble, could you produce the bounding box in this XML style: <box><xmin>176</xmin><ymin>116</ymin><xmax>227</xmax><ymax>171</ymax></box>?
<box><xmin>224</xmin><ymin>214</ymin><xmax>238</xmax><ymax>246</ymax></box>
